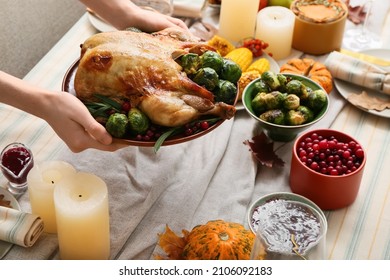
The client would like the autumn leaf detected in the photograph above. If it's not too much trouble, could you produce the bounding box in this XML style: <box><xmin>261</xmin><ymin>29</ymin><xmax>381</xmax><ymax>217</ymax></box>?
<box><xmin>154</xmin><ymin>225</ymin><xmax>190</xmax><ymax>260</ymax></box>
<box><xmin>243</xmin><ymin>132</ymin><xmax>285</xmax><ymax>168</ymax></box>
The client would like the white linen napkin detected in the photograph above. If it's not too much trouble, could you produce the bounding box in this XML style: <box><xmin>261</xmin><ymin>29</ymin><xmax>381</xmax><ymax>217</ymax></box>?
<box><xmin>324</xmin><ymin>51</ymin><xmax>390</xmax><ymax>95</ymax></box>
<box><xmin>0</xmin><ymin>206</ymin><xmax>44</xmax><ymax>247</ymax></box>
<box><xmin>173</xmin><ymin>0</ymin><xmax>206</xmax><ymax>18</ymax></box>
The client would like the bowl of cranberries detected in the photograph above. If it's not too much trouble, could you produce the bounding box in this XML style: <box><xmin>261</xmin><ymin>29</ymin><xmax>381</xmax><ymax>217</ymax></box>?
<box><xmin>289</xmin><ymin>129</ymin><xmax>366</xmax><ymax>210</ymax></box>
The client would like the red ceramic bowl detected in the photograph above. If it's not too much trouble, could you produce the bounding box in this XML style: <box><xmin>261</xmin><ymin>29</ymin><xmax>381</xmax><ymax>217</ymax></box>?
<box><xmin>289</xmin><ymin>129</ymin><xmax>366</xmax><ymax>210</ymax></box>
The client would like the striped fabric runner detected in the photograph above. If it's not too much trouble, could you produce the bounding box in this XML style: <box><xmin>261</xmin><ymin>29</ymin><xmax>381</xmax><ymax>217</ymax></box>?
<box><xmin>328</xmin><ymin>105</ymin><xmax>390</xmax><ymax>259</ymax></box>
<box><xmin>1</xmin><ymin>13</ymin><xmax>389</xmax><ymax>259</ymax></box>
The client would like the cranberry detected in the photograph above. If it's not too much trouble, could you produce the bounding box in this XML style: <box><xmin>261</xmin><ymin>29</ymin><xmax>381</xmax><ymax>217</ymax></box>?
<box><xmin>328</xmin><ymin>140</ymin><xmax>337</xmax><ymax>149</ymax></box>
<box><xmin>355</xmin><ymin>148</ymin><xmax>364</xmax><ymax>158</ymax></box>
<box><xmin>330</xmin><ymin>169</ymin><xmax>339</xmax><ymax>176</ymax></box>
<box><xmin>146</xmin><ymin>130</ymin><xmax>154</xmax><ymax>137</ymax></box>
<box><xmin>121</xmin><ymin>101</ymin><xmax>131</xmax><ymax>113</ymax></box>
<box><xmin>184</xmin><ymin>128</ymin><xmax>193</xmax><ymax>136</ymax></box>
<box><xmin>200</xmin><ymin>121</ymin><xmax>209</xmax><ymax>130</ymax></box>
<box><xmin>310</xmin><ymin>133</ymin><xmax>319</xmax><ymax>140</ymax></box>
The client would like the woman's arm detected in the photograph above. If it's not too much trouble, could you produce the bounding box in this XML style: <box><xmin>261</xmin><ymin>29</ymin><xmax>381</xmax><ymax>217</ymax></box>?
<box><xmin>0</xmin><ymin>71</ymin><xmax>126</xmax><ymax>152</ymax></box>
<box><xmin>79</xmin><ymin>0</ymin><xmax>188</xmax><ymax>32</ymax></box>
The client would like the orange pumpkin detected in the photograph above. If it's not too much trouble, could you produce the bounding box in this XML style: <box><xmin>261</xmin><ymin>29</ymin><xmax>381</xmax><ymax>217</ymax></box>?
<box><xmin>280</xmin><ymin>58</ymin><xmax>333</xmax><ymax>94</ymax></box>
<box><xmin>156</xmin><ymin>220</ymin><xmax>263</xmax><ymax>260</ymax></box>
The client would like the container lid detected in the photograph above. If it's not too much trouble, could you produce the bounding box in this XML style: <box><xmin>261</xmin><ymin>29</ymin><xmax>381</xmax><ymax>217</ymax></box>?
<box><xmin>291</xmin><ymin>0</ymin><xmax>347</xmax><ymax>23</ymax></box>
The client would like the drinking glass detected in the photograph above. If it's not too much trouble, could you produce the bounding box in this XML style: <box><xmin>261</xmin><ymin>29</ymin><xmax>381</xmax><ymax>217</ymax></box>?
<box><xmin>250</xmin><ymin>201</ymin><xmax>327</xmax><ymax>260</ymax></box>
<box><xmin>342</xmin><ymin>0</ymin><xmax>381</xmax><ymax>51</ymax></box>
<box><xmin>0</xmin><ymin>142</ymin><xmax>34</xmax><ymax>195</ymax></box>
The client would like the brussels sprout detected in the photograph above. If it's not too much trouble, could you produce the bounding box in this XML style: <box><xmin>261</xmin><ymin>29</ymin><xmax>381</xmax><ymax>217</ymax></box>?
<box><xmin>307</xmin><ymin>89</ymin><xmax>327</xmax><ymax>112</ymax></box>
<box><xmin>214</xmin><ymin>80</ymin><xmax>237</xmax><ymax>104</ymax></box>
<box><xmin>193</xmin><ymin>67</ymin><xmax>219</xmax><ymax>91</ymax></box>
<box><xmin>252</xmin><ymin>79</ymin><xmax>270</xmax><ymax>94</ymax></box>
<box><xmin>180</xmin><ymin>53</ymin><xmax>200</xmax><ymax>75</ymax></box>
<box><xmin>264</xmin><ymin>91</ymin><xmax>287</xmax><ymax>110</ymax></box>
<box><xmin>285</xmin><ymin>110</ymin><xmax>306</xmax><ymax>126</ymax></box>
<box><xmin>286</xmin><ymin>106</ymin><xmax>314</xmax><ymax>125</ymax></box>
<box><xmin>286</xmin><ymin>80</ymin><xmax>309</xmax><ymax>100</ymax></box>
<box><xmin>261</xmin><ymin>71</ymin><xmax>280</xmax><ymax>90</ymax></box>
<box><xmin>220</xmin><ymin>58</ymin><xmax>242</xmax><ymax>84</ymax></box>
<box><xmin>106</xmin><ymin>113</ymin><xmax>129</xmax><ymax>138</ymax></box>
<box><xmin>200</xmin><ymin>50</ymin><xmax>223</xmax><ymax>73</ymax></box>
<box><xmin>306</xmin><ymin>86</ymin><xmax>314</xmax><ymax>95</ymax></box>
<box><xmin>251</xmin><ymin>92</ymin><xmax>268</xmax><ymax>115</ymax></box>
<box><xmin>259</xmin><ymin>109</ymin><xmax>286</xmax><ymax>125</ymax></box>
<box><xmin>128</xmin><ymin>108</ymin><xmax>150</xmax><ymax>135</ymax></box>
<box><xmin>283</xmin><ymin>94</ymin><xmax>300</xmax><ymax>110</ymax></box>
<box><xmin>277</xmin><ymin>73</ymin><xmax>288</xmax><ymax>92</ymax></box>
<box><xmin>297</xmin><ymin>105</ymin><xmax>314</xmax><ymax>122</ymax></box>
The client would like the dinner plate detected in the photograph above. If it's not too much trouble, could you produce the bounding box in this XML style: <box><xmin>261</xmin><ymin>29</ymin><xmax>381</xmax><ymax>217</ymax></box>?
<box><xmin>87</xmin><ymin>0</ymin><xmax>174</xmax><ymax>33</ymax></box>
<box><xmin>235</xmin><ymin>52</ymin><xmax>280</xmax><ymax>110</ymax></box>
<box><xmin>87</xmin><ymin>11</ymin><xmax>116</xmax><ymax>32</ymax></box>
<box><xmin>333</xmin><ymin>48</ymin><xmax>390</xmax><ymax>118</ymax></box>
<box><xmin>0</xmin><ymin>187</ymin><xmax>21</xmax><ymax>259</ymax></box>
<box><xmin>62</xmin><ymin>60</ymin><xmax>235</xmax><ymax>148</ymax></box>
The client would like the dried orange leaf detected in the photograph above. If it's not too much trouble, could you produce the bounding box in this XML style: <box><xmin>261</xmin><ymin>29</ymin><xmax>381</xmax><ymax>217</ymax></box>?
<box><xmin>155</xmin><ymin>225</ymin><xmax>190</xmax><ymax>260</ymax></box>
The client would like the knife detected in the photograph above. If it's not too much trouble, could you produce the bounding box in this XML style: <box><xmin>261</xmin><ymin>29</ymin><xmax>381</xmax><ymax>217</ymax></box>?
<box><xmin>340</xmin><ymin>49</ymin><xmax>390</xmax><ymax>67</ymax></box>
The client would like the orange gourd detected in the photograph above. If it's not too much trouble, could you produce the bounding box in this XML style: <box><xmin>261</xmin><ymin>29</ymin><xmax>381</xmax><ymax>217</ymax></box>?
<box><xmin>156</xmin><ymin>220</ymin><xmax>262</xmax><ymax>260</ymax></box>
<box><xmin>280</xmin><ymin>58</ymin><xmax>333</xmax><ymax>94</ymax></box>
<box><xmin>182</xmin><ymin>220</ymin><xmax>254</xmax><ymax>260</ymax></box>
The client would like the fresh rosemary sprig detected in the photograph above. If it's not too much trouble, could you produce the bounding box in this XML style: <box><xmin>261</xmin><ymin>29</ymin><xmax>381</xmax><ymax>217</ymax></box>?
<box><xmin>84</xmin><ymin>94</ymin><xmax>122</xmax><ymax>118</ymax></box>
<box><xmin>153</xmin><ymin>127</ymin><xmax>180</xmax><ymax>153</ymax></box>
<box><xmin>153</xmin><ymin>117</ymin><xmax>221</xmax><ymax>153</ymax></box>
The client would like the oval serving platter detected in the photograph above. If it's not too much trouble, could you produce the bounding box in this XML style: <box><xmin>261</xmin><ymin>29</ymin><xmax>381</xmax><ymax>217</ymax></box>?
<box><xmin>62</xmin><ymin>60</ymin><xmax>237</xmax><ymax>147</ymax></box>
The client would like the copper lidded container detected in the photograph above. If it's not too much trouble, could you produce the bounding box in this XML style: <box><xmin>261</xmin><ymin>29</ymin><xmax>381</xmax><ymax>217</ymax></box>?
<box><xmin>291</xmin><ymin>0</ymin><xmax>348</xmax><ymax>55</ymax></box>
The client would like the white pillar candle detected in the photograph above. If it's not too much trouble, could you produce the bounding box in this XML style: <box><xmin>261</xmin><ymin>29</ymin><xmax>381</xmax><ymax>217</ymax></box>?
<box><xmin>218</xmin><ymin>0</ymin><xmax>259</xmax><ymax>44</ymax></box>
<box><xmin>27</xmin><ymin>161</ymin><xmax>76</xmax><ymax>233</ymax></box>
<box><xmin>255</xmin><ymin>6</ymin><xmax>295</xmax><ymax>60</ymax></box>
<box><xmin>54</xmin><ymin>172</ymin><xmax>110</xmax><ymax>260</ymax></box>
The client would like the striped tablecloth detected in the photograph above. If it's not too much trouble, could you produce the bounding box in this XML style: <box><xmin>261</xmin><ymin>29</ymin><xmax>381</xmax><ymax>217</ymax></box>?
<box><xmin>1</xmin><ymin>10</ymin><xmax>389</xmax><ymax>260</ymax></box>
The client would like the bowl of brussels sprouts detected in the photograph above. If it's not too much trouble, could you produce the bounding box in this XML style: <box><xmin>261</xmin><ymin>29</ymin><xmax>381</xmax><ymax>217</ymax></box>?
<box><xmin>242</xmin><ymin>71</ymin><xmax>329</xmax><ymax>142</ymax></box>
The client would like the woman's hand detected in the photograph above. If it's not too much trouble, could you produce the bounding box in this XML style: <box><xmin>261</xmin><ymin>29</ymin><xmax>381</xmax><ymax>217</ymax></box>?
<box><xmin>80</xmin><ymin>0</ymin><xmax>188</xmax><ymax>32</ymax></box>
<box><xmin>127</xmin><ymin>7</ymin><xmax>188</xmax><ymax>32</ymax></box>
<box><xmin>43</xmin><ymin>92</ymin><xmax>128</xmax><ymax>153</ymax></box>
<box><xmin>0</xmin><ymin>71</ymin><xmax>127</xmax><ymax>153</ymax></box>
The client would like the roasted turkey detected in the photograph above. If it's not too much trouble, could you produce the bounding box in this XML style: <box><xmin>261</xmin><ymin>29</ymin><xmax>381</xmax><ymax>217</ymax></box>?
<box><xmin>74</xmin><ymin>28</ymin><xmax>236</xmax><ymax>127</ymax></box>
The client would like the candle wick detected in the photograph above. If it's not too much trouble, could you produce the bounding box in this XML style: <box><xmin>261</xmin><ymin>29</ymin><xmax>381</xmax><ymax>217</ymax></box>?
<box><xmin>51</xmin><ymin>181</ymin><xmax>54</xmax><ymax>184</ymax></box>
<box><xmin>79</xmin><ymin>194</ymin><xmax>82</xmax><ymax>198</ymax></box>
